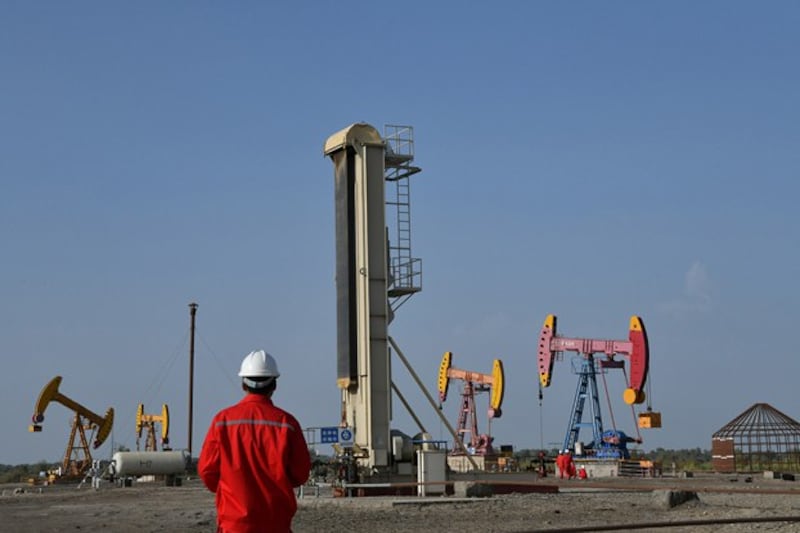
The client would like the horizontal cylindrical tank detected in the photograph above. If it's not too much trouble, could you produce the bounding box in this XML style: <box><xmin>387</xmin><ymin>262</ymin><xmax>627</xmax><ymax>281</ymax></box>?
<box><xmin>111</xmin><ymin>450</ymin><xmax>189</xmax><ymax>476</ymax></box>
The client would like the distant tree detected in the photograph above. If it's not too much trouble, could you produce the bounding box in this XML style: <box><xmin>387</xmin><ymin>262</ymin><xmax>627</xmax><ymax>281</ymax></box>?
<box><xmin>641</xmin><ymin>447</ymin><xmax>712</xmax><ymax>471</ymax></box>
<box><xmin>0</xmin><ymin>461</ymin><xmax>60</xmax><ymax>483</ymax></box>
<box><xmin>513</xmin><ymin>447</ymin><xmax>714</xmax><ymax>471</ymax></box>
<box><xmin>0</xmin><ymin>464</ymin><xmax>33</xmax><ymax>484</ymax></box>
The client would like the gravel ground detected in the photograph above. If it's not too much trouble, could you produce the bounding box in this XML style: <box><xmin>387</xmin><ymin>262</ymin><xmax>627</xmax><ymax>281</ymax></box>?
<box><xmin>2</xmin><ymin>474</ymin><xmax>799</xmax><ymax>532</ymax></box>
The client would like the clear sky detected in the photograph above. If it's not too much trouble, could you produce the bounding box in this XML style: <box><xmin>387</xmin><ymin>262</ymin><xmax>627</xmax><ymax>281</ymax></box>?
<box><xmin>2</xmin><ymin>2</ymin><xmax>799</xmax><ymax>465</ymax></box>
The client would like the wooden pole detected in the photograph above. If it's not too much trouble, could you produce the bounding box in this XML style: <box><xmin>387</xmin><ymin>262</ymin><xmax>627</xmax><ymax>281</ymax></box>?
<box><xmin>188</xmin><ymin>302</ymin><xmax>198</xmax><ymax>457</ymax></box>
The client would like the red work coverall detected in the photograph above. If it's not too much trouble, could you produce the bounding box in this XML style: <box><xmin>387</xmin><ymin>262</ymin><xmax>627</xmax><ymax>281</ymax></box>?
<box><xmin>198</xmin><ymin>394</ymin><xmax>311</xmax><ymax>533</ymax></box>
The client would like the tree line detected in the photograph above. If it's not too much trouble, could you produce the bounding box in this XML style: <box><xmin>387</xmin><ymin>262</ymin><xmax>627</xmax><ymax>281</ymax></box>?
<box><xmin>514</xmin><ymin>447</ymin><xmax>713</xmax><ymax>471</ymax></box>
<box><xmin>0</xmin><ymin>462</ymin><xmax>55</xmax><ymax>484</ymax></box>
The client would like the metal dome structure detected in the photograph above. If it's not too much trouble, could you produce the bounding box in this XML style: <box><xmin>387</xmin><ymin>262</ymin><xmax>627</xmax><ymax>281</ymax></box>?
<box><xmin>711</xmin><ymin>403</ymin><xmax>800</xmax><ymax>473</ymax></box>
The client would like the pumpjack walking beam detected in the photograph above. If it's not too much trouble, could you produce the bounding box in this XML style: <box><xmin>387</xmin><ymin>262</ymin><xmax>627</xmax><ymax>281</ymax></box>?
<box><xmin>538</xmin><ymin>315</ymin><xmax>649</xmax><ymax>405</ymax></box>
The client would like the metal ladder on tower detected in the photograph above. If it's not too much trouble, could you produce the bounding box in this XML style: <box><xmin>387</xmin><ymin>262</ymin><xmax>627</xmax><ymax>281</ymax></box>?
<box><xmin>395</xmin><ymin>176</ymin><xmax>412</xmax><ymax>282</ymax></box>
<box><xmin>384</xmin><ymin>125</ymin><xmax>422</xmax><ymax>312</ymax></box>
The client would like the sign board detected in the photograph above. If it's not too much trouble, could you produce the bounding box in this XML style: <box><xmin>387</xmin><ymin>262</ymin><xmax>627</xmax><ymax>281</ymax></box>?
<box><xmin>320</xmin><ymin>426</ymin><xmax>354</xmax><ymax>446</ymax></box>
<box><xmin>320</xmin><ymin>427</ymin><xmax>339</xmax><ymax>444</ymax></box>
<box><xmin>338</xmin><ymin>427</ymin><xmax>353</xmax><ymax>445</ymax></box>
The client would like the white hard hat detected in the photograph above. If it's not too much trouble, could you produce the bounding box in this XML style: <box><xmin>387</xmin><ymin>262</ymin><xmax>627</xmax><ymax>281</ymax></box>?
<box><xmin>238</xmin><ymin>349</ymin><xmax>280</xmax><ymax>378</ymax></box>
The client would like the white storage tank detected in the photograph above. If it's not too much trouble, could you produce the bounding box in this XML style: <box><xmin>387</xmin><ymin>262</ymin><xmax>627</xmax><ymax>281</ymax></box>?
<box><xmin>111</xmin><ymin>450</ymin><xmax>189</xmax><ymax>476</ymax></box>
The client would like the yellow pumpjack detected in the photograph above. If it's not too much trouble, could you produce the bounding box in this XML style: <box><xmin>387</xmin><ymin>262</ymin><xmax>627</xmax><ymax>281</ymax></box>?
<box><xmin>29</xmin><ymin>376</ymin><xmax>114</xmax><ymax>480</ymax></box>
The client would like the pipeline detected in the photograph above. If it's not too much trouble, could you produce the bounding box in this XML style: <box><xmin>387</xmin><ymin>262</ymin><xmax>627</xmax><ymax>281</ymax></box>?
<box><xmin>520</xmin><ymin>515</ymin><xmax>800</xmax><ymax>532</ymax></box>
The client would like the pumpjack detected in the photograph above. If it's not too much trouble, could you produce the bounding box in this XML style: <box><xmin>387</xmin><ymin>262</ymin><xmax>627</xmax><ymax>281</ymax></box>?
<box><xmin>537</xmin><ymin>315</ymin><xmax>661</xmax><ymax>459</ymax></box>
<box><xmin>438</xmin><ymin>352</ymin><xmax>504</xmax><ymax>455</ymax></box>
<box><xmin>29</xmin><ymin>376</ymin><xmax>114</xmax><ymax>479</ymax></box>
<box><xmin>136</xmin><ymin>403</ymin><xmax>171</xmax><ymax>451</ymax></box>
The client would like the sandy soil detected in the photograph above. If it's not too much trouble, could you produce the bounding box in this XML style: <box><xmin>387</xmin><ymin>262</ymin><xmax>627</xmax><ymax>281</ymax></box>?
<box><xmin>2</xmin><ymin>474</ymin><xmax>800</xmax><ymax>532</ymax></box>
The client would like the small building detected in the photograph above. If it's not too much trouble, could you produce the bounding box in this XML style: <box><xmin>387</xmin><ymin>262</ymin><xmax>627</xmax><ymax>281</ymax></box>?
<box><xmin>711</xmin><ymin>403</ymin><xmax>800</xmax><ymax>473</ymax></box>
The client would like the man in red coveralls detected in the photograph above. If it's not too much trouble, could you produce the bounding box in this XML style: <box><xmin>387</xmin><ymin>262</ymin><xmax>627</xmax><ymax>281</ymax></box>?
<box><xmin>556</xmin><ymin>451</ymin><xmax>567</xmax><ymax>479</ymax></box>
<box><xmin>199</xmin><ymin>349</ymin><xmax>311</xmax><ymax>533</ymax></box>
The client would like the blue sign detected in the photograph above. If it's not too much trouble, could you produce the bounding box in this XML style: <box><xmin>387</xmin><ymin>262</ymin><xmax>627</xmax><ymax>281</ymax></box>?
<box><xmin>320</xmin><ymin>427</ymin><xmax>340</xmax><ymax>444</ymax></box>
<box><xmin>338</xmin><ymin>428</ymin><xmax>353</xmax><ymax>445</ymax></box>
<box><xmin>319</xmin><ymin>426</ymin><xmax>354</xmax><ymax>445</ymax></box>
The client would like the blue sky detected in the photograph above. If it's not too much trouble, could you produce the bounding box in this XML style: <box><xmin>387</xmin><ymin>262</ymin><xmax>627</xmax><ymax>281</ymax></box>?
<box><xmin>2</xmin><ymin>2</ymin><xmax>799</xmax><ymax>465</ymax></box>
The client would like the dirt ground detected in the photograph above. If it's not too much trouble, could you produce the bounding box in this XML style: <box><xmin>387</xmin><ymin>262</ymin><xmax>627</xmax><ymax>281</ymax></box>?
<box><xmin>2</xmin><ymin>473</ymin><xmax>800</xmax><ymax>532</ymax></box>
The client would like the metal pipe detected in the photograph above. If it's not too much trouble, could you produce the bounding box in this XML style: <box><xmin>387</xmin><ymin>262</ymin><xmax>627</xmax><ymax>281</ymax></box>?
<box><xmin>188</xmin><ymin>302</ymin><xmax>198</xmax><ymax>457</ymax></box>
<box><xmin>391</xmin><ymin>381</ymin><xmax>427</xmax><ymax>435</ymax></box>
<box><xmin>388</xmin><ymin>336</ymin><xmax>479</xmax><ymax>471</ymax></box>
<box><xmin>520</xmin><ymin>515</ymin><xmax>800</xmax><ymax>533</ymax></box>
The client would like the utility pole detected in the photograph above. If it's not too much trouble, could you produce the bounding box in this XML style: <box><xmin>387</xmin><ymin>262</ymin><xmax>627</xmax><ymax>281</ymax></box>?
<box><xmin>188</xmin><ymin>302</ymin><xmax>198</xmax><ymax>457</ymax></box>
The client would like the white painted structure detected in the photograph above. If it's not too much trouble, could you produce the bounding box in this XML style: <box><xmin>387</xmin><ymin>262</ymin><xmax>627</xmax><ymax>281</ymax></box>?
<box><xmin>324</xmin><ymin>124</ymin><xmax>392</xmax><ymax>470</ymax></box>
<box><xmin>417</xmin><ymin>449</ymin><xmax>447</xmax><ymax>496</ymax></box>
